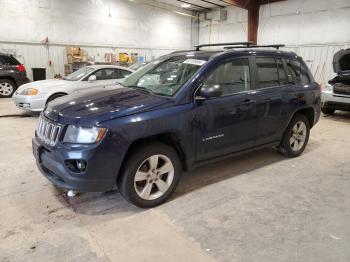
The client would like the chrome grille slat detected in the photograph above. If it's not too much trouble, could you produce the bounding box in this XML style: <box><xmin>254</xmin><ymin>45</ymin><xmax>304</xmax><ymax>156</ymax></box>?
<box><xmin>36</xmin><ymin>116</ymin><xmax>62</xmax><ymax>146</ymax></box>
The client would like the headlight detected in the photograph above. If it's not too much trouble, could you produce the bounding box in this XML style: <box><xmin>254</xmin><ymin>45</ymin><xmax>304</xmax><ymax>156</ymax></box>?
<box><xmin>323</xmin><ymin>83</ymin><xmax>333</xmax><ymax>92</ymax></box>
<box><xmin>19</xmin><ymin>88</ymin><xmax>38</xmax><ymax>96</ymax></box>
<box><xmin>63</xmin><ymin>126</ymin><xmax>107</xmax><ymax>144</ymax></box>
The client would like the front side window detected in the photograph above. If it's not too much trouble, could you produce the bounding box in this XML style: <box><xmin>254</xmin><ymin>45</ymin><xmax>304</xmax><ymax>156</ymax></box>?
<box><xmin>122</xmin><ymin>56</ymin><xmax>207</xmax><ymax>96</ymax></box>
<box><xmin>203</xmin><ymin>58</ymin><xmax>250</xmax><ymax>96</ymax></box>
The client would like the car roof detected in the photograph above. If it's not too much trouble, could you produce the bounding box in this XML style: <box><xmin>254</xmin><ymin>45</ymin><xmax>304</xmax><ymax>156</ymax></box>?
<box><xmin>167</xmin><ymin>48</ymin><xmax>298</xmax><ymax>60</ymax></box>
<box><xmin>87</xmin><ymin>64</ymin><xmax>133</xmax><ymax>71</ymax></box>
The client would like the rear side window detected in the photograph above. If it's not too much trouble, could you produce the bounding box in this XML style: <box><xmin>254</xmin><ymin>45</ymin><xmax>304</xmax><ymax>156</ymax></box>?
<box><xmin>286</xmin><ymin>59</ymin><xmax>310</xmax><ymax>84</ymax></box>
<box><xmin>277</xmin><ymin>58</ymin><xmax>289</xmax><ymax>85</ymax></box>
<box><xmin>203</xmin><ymin>58</ymin><xmax>250</xmax><ymax>96</ymax></box>
<box><xmin>256</xmin><ymin>57</ymin><xmax>279</xmax><ymax>88</ymax></box>
<box><xmin>0</xmin><ymin>55</ymin><xmax>20</xmax><ymax>65</ymax></box>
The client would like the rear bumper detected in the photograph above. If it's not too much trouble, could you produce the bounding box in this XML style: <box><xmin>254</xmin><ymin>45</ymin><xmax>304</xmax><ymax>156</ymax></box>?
<box><xmin>12</xmin><ymin>94</ymin><xmax>46</xmax><ymax>111</ymax></box>
<box><xmin>322</xmin><ymin>91</ymin><xmax>350</xmax><ymax>111</ymax></box>
<box><xmin>32</xmin><ymin>137</ymin><xmax>118</xmax><ymax>192</ymax></box>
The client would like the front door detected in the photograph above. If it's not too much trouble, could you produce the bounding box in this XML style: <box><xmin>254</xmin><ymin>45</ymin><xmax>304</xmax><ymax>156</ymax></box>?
<box><xmin>193</xmin><ymin>57</ymin><xmax>258</xmax><ymax>161</ymax></box>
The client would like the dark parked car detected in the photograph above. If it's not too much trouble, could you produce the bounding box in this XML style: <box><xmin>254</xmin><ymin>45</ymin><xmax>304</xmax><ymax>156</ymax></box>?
<box><xmin>0</xmin><ymin>53</ymin><xmax>30</xmax><ymax>97</ymax></box>
<box><xmin>32</xmin><ymin>43</ymin><xmax>321</xmax><ymax>208</ymax></box>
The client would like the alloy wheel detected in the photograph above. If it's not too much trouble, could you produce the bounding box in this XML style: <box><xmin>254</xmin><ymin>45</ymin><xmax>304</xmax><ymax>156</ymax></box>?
<box><xmin>0</xmin><ymin>82</ymin><xmax>14</xmax><ymax>96</ymax></box>
<box><xmin>134</xmin><ymin>154</ymin><xmax>174</xmax><ymax>201</ymax></box>
<box><xmin>290</xmin><ymin>121</ymin><xmax>307</xmax><ymax>151</ymax></box>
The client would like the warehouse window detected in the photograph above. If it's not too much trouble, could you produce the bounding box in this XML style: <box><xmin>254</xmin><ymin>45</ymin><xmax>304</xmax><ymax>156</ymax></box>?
<box><xmin>203</xmin><ymin>58</ymin><xmax>250</xmax><ymax>96</ymax></box>
<box><xmin>256</xmin><ymin>57</ymin><xmax>279</xmax><ymax>88</ymax></box>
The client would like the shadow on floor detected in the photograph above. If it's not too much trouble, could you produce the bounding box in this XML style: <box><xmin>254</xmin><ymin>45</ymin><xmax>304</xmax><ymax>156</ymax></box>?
<box><xmin>322</xmin><ymin>111</ymin><xmax>350</xmax><ymax>123</ymax></box>
<box><xmin>57</xmin><ymin>147</ymin><xmax>287</xmax><ymax>216</ymax></box>
<box><xmin>0</xmin><ymin>111</ymin><xmax>39</xmax><ymax>118</ymax></box>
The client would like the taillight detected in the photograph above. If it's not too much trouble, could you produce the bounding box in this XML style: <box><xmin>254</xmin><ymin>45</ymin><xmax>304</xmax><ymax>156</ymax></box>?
<box><xmin>16</xmin><ymin>64</ymin><xmax>26</xmax><ymax>72</ymax></box>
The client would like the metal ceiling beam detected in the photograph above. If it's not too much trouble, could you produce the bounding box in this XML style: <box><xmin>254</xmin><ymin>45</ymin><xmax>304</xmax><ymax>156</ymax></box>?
<box><xmin>198</xmin><ymin>0</ymin><xmax>226</xmax><ymax>8</ymax></box>
<box><xmin>176</xmin><ymin>0</ymin><xmax>212</xmax><ymax>11</ymax></box>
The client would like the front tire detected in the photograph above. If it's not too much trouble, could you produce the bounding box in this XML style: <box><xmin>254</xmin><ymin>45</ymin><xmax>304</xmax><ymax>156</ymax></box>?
<box><xmin>0</xmin><ymin>79</ymin><xmax>16</xmax><ymax>98</ymax></box>
<box><xmin>117</xmin><ymin>142</ymin><xmax>182</xmax><ymax>208</ymax></box>
<box><xmin>279</xmin><ymin>114</ymin><xmax>310</xmax><ymax>157</ymax></box>
<box><xmin>321</xmin><ymin>107</ymin><xmax>335</xmax><ymax>115</ymax></box>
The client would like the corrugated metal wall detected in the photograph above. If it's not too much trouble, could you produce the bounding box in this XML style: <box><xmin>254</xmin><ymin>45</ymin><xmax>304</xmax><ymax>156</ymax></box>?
<box><xmin>284</xmin><ymin>43</ymin><xmax>350</xmax><ymax>84</ymax></box>
<box><xmin>0</xmin><ymin>42</ymin><xmax>177</xmax><ymax>80</ymax></box>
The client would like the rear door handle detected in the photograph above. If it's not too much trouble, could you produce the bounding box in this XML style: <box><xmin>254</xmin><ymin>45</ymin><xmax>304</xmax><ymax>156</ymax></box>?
<box><xmin>240</xmin><ymin>98</ymin><xmax>255</xmax><ymax>104</ymax></box>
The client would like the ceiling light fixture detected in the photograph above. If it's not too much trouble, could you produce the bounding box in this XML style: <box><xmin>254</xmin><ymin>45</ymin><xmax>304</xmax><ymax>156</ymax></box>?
<box><xmin>181</xmin><ymin>3</ymin><xmax>191</xmax><ymax>8</ymax></box>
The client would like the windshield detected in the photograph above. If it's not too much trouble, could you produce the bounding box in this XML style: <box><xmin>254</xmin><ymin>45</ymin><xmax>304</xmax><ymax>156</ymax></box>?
<box><xmin>65</xmin><ymin>67</ymin><xmax>95</xmax><ymax>81</ymax></box>
<box><xmin>129</xmin><ymin>62</ymin><xmax>147</xmax><ymax>71</ymax></box>
<box><xmin>122</xmin><ymin>56</ymin><xmax>207</xmax><ymax>96</ymax></box>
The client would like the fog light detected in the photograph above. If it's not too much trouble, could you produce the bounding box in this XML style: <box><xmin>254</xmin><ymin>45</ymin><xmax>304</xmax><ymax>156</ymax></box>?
<box><xmin>77</xmin><ymin>160</ymin><xmax>86</xmax><ymax>171</ymax></box>
<box><xmin>65</xmin><ymin>159</ymin><xmax>87</xmax><ymax>173</ymax></box>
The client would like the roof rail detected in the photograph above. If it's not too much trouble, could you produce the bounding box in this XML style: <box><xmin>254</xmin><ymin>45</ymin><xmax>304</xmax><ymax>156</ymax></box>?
<box><xmin>224</xmin><ymin>44</ymin><xmax>285</xmax><ymax>50</ymax></box>
<box><xmin>169</xmin><ymin>50</ymin><xmax>196</xmax><ymax>54</ymax></box>
<box><xmin>194</xmin><ymin>42</ymin><xmax>253</xmax><ymax>51</ymax></box>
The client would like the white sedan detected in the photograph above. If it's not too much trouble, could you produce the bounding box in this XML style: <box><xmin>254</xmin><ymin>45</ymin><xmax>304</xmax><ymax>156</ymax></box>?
<box><xmin>12</xmin><ymin>65</ymin><xmax>133</xmax><ymax>112</ymax></box>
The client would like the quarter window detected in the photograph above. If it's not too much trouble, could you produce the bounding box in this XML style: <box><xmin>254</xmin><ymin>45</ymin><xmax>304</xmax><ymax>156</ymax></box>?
<box><xmin>286</xmin><ymin>59</ymin><xmax>310</xmax><ymax>84</ymax></box>
<box><xmin>203</xmin><ymin>58</ymin><xmax>250</xmax><ymax>96</ymax></box>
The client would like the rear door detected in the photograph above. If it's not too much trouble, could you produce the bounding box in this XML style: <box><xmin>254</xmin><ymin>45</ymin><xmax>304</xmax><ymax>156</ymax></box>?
<box><xmin>252</xmin><ymin>56</ymin><xmax>291</xmax><ymax>145</ymax></box>
<box><xmin>193</xmin><ymin>56</ymin><xmax>258</xmax><ymax>161</ymax></box>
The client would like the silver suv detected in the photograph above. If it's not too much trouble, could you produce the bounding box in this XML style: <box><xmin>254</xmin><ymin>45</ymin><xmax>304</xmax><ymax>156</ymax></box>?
<box><xmin>322</xmin><ymin>48</ymin><xmax>350</xmax><ymax>114</ymax></box>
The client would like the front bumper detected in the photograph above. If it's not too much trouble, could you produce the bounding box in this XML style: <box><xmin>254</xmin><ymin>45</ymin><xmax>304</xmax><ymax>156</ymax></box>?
<box><xmin>322</xmin><ymin>91</ymin><xmax>350</xmax><ymax>111</ymax></box>
<box><xmin>32</xmin><ymin>136</ymin><xmax>119</xmax><ymax>192</ymax></box>
<box><xmin>12</xmin><ymin>94</ymin><xmax>46</xmax><ymax>112</ymax></box>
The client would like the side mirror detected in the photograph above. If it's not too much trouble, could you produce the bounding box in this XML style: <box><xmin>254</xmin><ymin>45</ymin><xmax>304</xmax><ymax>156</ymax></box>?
<box><xmin>88</xmin><ymin>75</ymin><xmax>97</xmax><ymax>82</ymax></box>
<box><xmin>195</xmin><ymin>84</ymin><xmax>223</xmax><ymax>101</ymax></box>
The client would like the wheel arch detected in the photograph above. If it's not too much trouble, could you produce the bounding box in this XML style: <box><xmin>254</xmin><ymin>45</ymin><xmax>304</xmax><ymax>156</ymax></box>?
<box><xmin>289</xmin><ymin>107</ymin><xmax>315</xmax><ymax>128</ymax></box>
<box><xmin>0</xmin><ymin>76</ymin><xmax>17</xmax><ymax>87</ymax></box>
<box><xmin>45</xmin><ymin>92</ymin><xmax>68</xmax><ymax>105</ymax></box>
<box><xmin>119</xmin><ymin>132</ymin><xmax>189</xmax><ymax>178</ymax></box>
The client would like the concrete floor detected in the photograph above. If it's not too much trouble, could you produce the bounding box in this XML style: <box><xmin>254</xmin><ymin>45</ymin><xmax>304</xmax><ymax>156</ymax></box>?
<box><xmin>0</xmin><ymin>98</ymin><xmax>349</xmax><ymax>262</ymax></box>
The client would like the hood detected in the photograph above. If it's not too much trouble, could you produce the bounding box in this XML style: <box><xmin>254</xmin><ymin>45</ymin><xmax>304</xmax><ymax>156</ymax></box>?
<box><xmin>333</xmin><ymin>48</ymin><xmax>350</xmax><ymax>75</ymax></box>
<box><xmin>44</xmin><ymin>85</ymin><xmax>172</xmax><ymax>125</ymax></box>
<box><xmin>16</xmin><ymin>79</ymin><xmax>75</xmax><ymax>93</ymax></box>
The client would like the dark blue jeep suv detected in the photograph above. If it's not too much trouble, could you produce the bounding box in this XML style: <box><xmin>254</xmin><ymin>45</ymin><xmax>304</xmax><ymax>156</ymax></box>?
<box><xmin>32</xmin><ymin>43</ymin><xmax>321</xmax><ymax>208</ymax></box>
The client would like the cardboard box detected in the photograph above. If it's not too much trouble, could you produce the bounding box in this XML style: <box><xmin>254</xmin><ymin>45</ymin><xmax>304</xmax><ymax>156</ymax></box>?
<box><xmin>66</xmin><ymin>46</ymin><xmax>80</xmax><ymax>55</ymax></box>
<box><xmin>67</xmin><ymin>54</ymin><xmax>73</xmax><ymax>64</ymax></box>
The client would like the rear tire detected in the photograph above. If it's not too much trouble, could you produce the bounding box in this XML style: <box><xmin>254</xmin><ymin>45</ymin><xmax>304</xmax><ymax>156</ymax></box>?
<box><xmin>117</xmin><ymin>142</ymin><xmax>182</xmax><ymax>208</ymax></box>
<box><xmin>0</xmin><ymin>79</ymin><xmax>16</xmax><ymax>98</ymax></box>
<box><xmin>279</xmin><ymin>114</ymin><xmax>310</xmax><ymax>158</ymax></box>
<box><xmin>321</xmin><ymin>107</ymin><xmax>335</xmax><ymax>115</ymax></box>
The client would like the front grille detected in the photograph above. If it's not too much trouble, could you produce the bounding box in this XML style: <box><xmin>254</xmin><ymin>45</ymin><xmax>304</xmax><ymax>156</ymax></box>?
<box><xmin>333</xmin><ymin>83</ymin><xmax>350</xmax><ymax>96</ymax></box>
<box><xmin>36</xmin><ymin>116</ymin><xmax>62</xmax><ymax>146</ymax></box>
